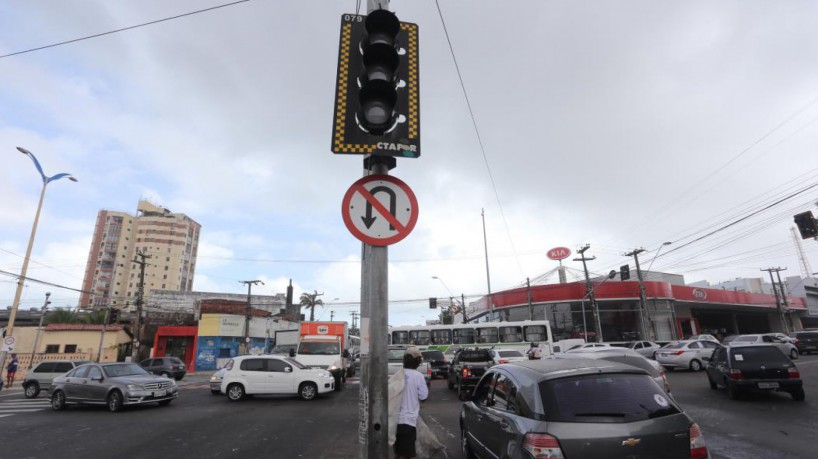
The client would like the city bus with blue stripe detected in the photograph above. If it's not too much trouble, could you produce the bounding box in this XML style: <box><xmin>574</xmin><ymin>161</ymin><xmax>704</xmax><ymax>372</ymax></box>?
<box><xmin>387</xmin><ymin>320</ymin><xmax>553</xmax><ymax>357</ymax></box>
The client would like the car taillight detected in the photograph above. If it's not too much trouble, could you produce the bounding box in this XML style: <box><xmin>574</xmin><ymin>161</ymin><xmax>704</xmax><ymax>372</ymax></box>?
<box><xmin>427</xmin><ymin>367</ymin><xmax>432</xmax><ymax>376</ymax></box>
<box><xmin>788</xmin><ymin>367</ymin><xmax>800</xmax><ymax>379</ymax></box>
<box><xmin>672</xmin><ymin>350</ymin><xmax>685</xmax><ymax>356</ymax></box>
<box><xmin>522</xmin><ymin>433</ymin><xmax>564</xmax><ymax>459</ymax></box>
<box><xmin>728</xmin><ymin>368</ymin><xmax>743</xmax><ymax>379</ymax></box>
<box><xmin>660</xmin><ymin>371</ymin><xmax>671</xmax><ymax>393</ymax></box>
<box><xmin>792</xmin><ymin>338</ymin><xmax>799</xmax><ymax>344</ymax></box>
<box><xmin>689</xmin><ymin>423</ymin><xmax>708</xmax><ymax>459</ymax></box>
<box><xmin>462</xmin><ymin>368</ymin><xmax>472</xmax><ymax>378</ymax></box>
<box><xmin>498</xmin><ymin>359</ymin><xmax>509</xmax><ymax>364</ymax></box>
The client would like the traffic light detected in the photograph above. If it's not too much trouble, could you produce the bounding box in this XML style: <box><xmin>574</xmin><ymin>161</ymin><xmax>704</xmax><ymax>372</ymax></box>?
<box><xmin>620</xmin><ymin>265</ymin><xmax>630</xmax><ymax>280</ymax></box>
<box><xmin>332</xmin><ymin>11</ymin><xmax>420</xmax><ymax>157</ymax></box>
<box><xmin>429</xmin><ymin>297</ymin><xmax>437</xmax><ymax>309</ymax></box>
<box><xmin>794</xmin><ymin>211</ymin><xmax>818</xmax><ymax>239</ymax></box>
<box><xmin>108</xmin><ymin>308</ymin><xmax>119</xmax><ymax>324</ymax></box>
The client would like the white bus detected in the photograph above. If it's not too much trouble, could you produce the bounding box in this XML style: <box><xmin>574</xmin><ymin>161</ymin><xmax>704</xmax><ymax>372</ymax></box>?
<box><xmin>388</xmin><ymin>320</ymin><xmax>554</xmax><ymax>356</ymax></box>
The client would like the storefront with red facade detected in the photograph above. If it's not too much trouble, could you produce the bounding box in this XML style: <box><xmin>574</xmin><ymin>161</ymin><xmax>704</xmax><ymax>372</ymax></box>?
<box><xmin>153</xmin><ymin>326</ymin><xmax>198</xmax><ymax>370</ymax></box>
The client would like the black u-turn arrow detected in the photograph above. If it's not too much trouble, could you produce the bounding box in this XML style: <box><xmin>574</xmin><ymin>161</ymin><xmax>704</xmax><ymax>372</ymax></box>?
<box><xmin>362</xmin><ymin>186</ymin><xmax>397</xmax><ymax>230</ymax></box>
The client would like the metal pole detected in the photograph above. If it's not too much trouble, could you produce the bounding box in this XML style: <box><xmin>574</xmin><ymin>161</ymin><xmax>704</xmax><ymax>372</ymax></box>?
<box><xmin>462</xmin><ymin>293</ymin><xmax>468</xmax><ymax>323</ymax></box>
<box><xmin>575</xmin><ymin>245</ymin><xmax>602</xmax><ymax>342</ymax></box>
<box><xmin>481</xmin><ymin>209</ymin><xmax>494</xmax><ymax>321</ymax></box>
<box><xmin>240</xmin><ymin>280</ymin><xmax>264</xmax><ymax>355</ymax></box>
<box><xmin>97</xmin><ymin>307</ymin><xmax>111</xmax><ymax>363</ymax></box>
<box><xmin>131</xmin><ymin>250</ymin><xmax>150</xmax><ymax>362</ymax></box>
<box><xmin>526</xmin><ymin>278</ymin><xmax>533</xmax><ymax>321</ymax></box>
<box><xmin>359</xmin><ymin>158</ymin><xmax>390</xmax><ymax>459</ymax></box>
<box><xmin>762</xmin><ymin>268</ymin><xmax>788</xmax><ymax>333</ymax></box>
<box><xmin>774</xmin><ymin>269</ymin><xmax>791</xmax><ymax>334</ymax></box>
<box><xmin>28</xmin><ymin>293</ymin><xmax>50</xmax><ymax>369</ymax></box>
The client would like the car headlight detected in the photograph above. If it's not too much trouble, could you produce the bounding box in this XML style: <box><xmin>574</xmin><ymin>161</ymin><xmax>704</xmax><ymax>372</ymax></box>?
<box><xmin>329</xmin><ymin>365</ymin><xmax>338</xmax><ymax>371</ymax></box>
<box><xmin>127</xmin><ymin>384</ymin><xmax>142</xmax><ymax>391</ymax></box>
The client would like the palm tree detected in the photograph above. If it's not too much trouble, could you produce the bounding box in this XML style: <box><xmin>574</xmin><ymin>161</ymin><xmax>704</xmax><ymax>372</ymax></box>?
<box><xmin>44</xmin><ymin>309</ymin><xmax>83</xmax><ymax>325</ymax></box>
<box><xmin>83</xmin><ymin>309</ymin><xmax>109</xmax><ymax>324</ymax></box>
<box><xmin>299</xmin><ymin>291</ymin><xmax>324</xmax><ymax>322</ymax></box>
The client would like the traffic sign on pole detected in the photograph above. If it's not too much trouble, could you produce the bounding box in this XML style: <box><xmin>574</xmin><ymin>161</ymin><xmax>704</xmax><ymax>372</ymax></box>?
<box><xmin>342</xmin><ymin>174</ymin><xmax>418</xmax><ymax>246</ymax></box>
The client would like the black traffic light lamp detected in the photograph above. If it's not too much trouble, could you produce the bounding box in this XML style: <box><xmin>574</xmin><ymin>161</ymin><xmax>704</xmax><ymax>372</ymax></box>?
<box><xmin>429</xmin><ymin>297</ymin><xmax>437</xmax><ymax>309</ymax></box>
<box><xmin>620</xmin><ymin>265</ymin><xmax>630</xmax><ymax>281</ymax></box>
<box><xmin>108</xmin><ymin>308</ymin><xmax>119</xmax><ymax>324</ymax></box>
<box><xmin>794</xmin><ymin>211</ymin><xmax>818</xmax><ymax>239</ymax></box>
<box><xmin>331</xmin><ymin>11</ymin><xmax>420</xmax><ymax>157</ymax></box>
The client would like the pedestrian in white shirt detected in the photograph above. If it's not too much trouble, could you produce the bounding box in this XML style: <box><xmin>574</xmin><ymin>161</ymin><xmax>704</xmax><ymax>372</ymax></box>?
<box><xmin>394</xmin><ymin>347</ymin><xmax>429</xmax><ymax>459</ymax></box>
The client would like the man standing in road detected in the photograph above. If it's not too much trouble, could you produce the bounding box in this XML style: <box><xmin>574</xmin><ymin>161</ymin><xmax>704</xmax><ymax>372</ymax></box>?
<box><xmin>394</xmin><ymin>347</ymin><xmax>429</xmax><ymax>459</ymax></box>
<box><xmin>5</xmin><ymin>353</ymin><xmax>19</xmax><ymax>387</ymax></box>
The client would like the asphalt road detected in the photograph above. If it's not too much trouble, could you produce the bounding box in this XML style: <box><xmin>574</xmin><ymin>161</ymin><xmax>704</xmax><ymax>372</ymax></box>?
<box><xmin>1</xmin><ymin>355</ymin><xmax>816</xmax><ymax>458</ymax></box>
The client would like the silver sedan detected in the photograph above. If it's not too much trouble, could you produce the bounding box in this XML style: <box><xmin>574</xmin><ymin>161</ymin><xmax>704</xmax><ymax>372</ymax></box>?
<box><xmin>655</xmin><ymin>340</ymin><xmax>720</xmax><ymax>371</ymax></box>
<box><xmin>50</xmin><ymin>363</ymin><xmax>178</xmax><ymax>412</ymax></box>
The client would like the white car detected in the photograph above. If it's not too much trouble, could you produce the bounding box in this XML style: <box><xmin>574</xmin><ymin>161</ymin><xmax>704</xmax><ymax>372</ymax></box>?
<box><xmin>487</xmin><ymin>349</ymin><xmax>527</xmax><ymax>364</ymax></box>
<box><xmin>687</xmin><ymin>334</ymin><xmax>720</xmax><ymax>344</ymax></box>
<box><xmin>655</xmin><ymin>340</ymin><xmax>720</xmax><ymax>371</ymax></box>
<box><xmin>729</xmin><ymin>334</ymin><xmax>799</xmax><ymax>360</ymax></box>
<box><xmin>220</xmin><ymin>355</ymin><xmax>335</xmax><ymax>401</ymax></box>
<box><xmin>615</xmin><ymin>341</ymin><xmax>662</xmax><ymax>359</ymax></box>
<box><xmin>565</xmin><ymin>342</ymin><xmax>612</xmax><ymax>353</ymax></box>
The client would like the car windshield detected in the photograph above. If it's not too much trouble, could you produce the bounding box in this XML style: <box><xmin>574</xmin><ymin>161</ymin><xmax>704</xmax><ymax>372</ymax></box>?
<box><xmin>298</xmin><ymin>342</ymin><xmax>340</xmax><ymax>355</ymax></box>
<box><xmin>734</xmin><ymin>336</ymin><xmax>757</xmax><ymax>342</ymax></box>
<box><xmin>102</xmin><ymin>364</ymin><xmax>150</xmax><ymax>377</ymax></box>
<box><xmin>540</xmin><ymin>373</ymin><xmax>680</xmax><ymax>423</ymax></box>
<box><xmin>388</xmin><ymin>349</ymin><xmax>408</xmax><ymax>362</ymax></box>
<box><xmin>731</xmin><ymin>347</ymin><xmax>788</xmax><ymax>363</ymax></box>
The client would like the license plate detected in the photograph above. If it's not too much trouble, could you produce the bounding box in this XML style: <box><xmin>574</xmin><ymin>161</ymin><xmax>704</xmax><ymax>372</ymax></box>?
<box><xmin>806</xmin><ymin>346</ymin><xmax>816</xmax><ymax>349</ymax></box>
<box><xmin>660</xmin><ymin>353</ymin><xmax>668</xmax><ymax>357</ymax></box>
<box><xmin>153</xmin><ymin>390</ymin><xmax>167</xmax><ymax>397</ymax></box>
<box><xmin>757</xmin><ymin>382</ymin><xmax>779</xmax><ymax>389</ymax></box>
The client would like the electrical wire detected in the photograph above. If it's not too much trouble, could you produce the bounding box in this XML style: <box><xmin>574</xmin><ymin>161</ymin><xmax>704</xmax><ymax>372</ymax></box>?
<box><xmin>0</xmin><ymin>0</ymin><xmax>252</xmax><ymax>59</ymax></box>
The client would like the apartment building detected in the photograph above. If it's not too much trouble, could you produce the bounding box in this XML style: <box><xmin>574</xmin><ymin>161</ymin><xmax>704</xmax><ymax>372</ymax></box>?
<box><xmin>79</xmin><ymin>200</ymin><xmax>201</xmax><ymax>311</ymax></box>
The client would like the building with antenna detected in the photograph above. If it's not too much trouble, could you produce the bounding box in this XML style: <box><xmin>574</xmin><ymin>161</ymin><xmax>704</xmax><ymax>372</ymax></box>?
<box><xmin>78</xmin><ymin>199</ymin><xmax>201</xmax><ymax>311</ymax></box>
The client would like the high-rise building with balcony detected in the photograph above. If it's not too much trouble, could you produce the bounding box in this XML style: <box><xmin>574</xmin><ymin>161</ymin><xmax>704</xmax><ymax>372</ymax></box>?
<box><xmin>79</xmin><ymin>200</ymin><xmax>201</xmax><ymax>311</ymax></box>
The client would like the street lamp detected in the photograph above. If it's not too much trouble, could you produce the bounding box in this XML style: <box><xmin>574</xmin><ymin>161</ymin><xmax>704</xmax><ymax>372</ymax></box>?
<box><xmin>0</xmin><ymin>147</ymin><xmax>77</xmax><ymax>372</ymax></box>
<box><xmin>431</xmin><ymin>276</ymin><xmax>454</xmax><ymax>297</ymax></box>
<box><xmin>645</xmin><ymin>241</ymin><xmax>672</xmax><ymax>274</ymax></box>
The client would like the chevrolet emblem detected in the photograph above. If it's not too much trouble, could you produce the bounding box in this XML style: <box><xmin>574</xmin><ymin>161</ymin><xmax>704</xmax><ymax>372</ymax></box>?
<box><xmin>621</xmin><ymin>438</ymin><xmax>641</xmax><ymax>447</ymax></box>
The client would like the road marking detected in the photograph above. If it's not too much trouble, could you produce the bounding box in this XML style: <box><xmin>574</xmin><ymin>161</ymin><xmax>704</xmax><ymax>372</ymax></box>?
<box><xmin>0</xmin><ymin>398</ymin><xmax>51</xmax><ymax>417</ymax></box>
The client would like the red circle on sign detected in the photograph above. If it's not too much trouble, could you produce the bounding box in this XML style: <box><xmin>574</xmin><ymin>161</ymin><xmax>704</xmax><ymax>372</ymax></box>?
<box><xmin>342</xmin><ymin>174</ymin><xmax>419</xmax><ymax>246</ymax></box>
<box><xmin>547</xmin><ymin>247</ymin><xmax>572</xmax><ymax>260</ymax></box>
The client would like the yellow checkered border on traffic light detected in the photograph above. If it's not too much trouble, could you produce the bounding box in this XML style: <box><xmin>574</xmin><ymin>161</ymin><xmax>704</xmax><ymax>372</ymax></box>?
<box><xmin>333</xmin><ymin>22</ymin><xmax>377</xmax><ymax>154</ymax></box>
<box><xmin>402</xmin><ymin>22</ymin><xmax>419</xmax><ymax>140</ymax></box>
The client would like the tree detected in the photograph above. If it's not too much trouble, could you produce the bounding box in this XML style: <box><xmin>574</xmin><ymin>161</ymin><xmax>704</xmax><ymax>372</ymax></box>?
<box><xmin>299</xmin><ymin>291</ymin><xmax>324</xmax><ymax>322</ymax></box>
<box><xmin>83</xmin><ymin>309</ymin><xmax>109</xmax><ymax>324</ymax></box>
<box><xmin>44</xmin><ymin>309</ymin><xmax>83</xmax><ymax>325</ymax></box>
<box><xmin>438</xmin><ymin>308</ymin><xmax>453</xmax><ymax>325</ymax></box>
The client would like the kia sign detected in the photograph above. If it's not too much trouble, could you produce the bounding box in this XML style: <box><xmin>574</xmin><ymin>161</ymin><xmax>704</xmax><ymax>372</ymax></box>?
<box><xmin>547</xmin><ymin>247</ymin><xmax>572</xmax><ymax>260</ymax></box>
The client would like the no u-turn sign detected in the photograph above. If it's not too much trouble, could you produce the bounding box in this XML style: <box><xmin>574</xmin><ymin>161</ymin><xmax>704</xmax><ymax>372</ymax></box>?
<box><xmin>342</xmin><ymin>174</ymin><xmax>418</xmax><ymax>246</ymax></box>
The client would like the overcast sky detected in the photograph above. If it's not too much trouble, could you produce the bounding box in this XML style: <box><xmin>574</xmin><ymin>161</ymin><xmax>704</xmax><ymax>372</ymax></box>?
<box><xmin>2</xmin><ymin>0</ymin><xmax>818</xmax><ymax>326</ymax></box>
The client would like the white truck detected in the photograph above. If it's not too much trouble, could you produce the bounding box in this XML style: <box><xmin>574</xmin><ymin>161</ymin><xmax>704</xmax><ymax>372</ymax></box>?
<box><xmin>295</xmin><ymin>322</ymin><xmax>351</xmax><ymax>391</ymax></box>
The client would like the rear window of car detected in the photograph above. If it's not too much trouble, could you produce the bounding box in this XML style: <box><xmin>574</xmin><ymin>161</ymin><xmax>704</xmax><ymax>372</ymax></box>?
<box><xmin>422</xmin><ymin>351</ymin><xmax>444</xmax><ymax>360</ymax></box>
<box><xmin>458</xmin><ymin>351</ymin><xmax>491</xmax><ymax>362</ymax></box>
<box><xmin>793</xmin><ymin>332</ymin><xmax>818</xmax><ymax>339</ymax></box>
<box><xmin>539</xmin><ymin>373</ymin><xmax>679</xmax><ymax>423</ymax></box>
<box><xmin>168</xmin><ymin>357</ymin><xmax>184</xmax><ymax>364</ymax></box>
<box><xmin>734</xmin><ymin>336</ymin><xmax>758</xmax><ymax>342</ymax></box>
<box><xmin>730</xmin><ymin>347</ymin><xmax>787</xmax><ymax>363</ymax></box>
<box><xmin>497</xmin><ymin>350</ymin><xmax>524</xmax><ymax>358</ymax></box>
<box><xmin>34</xmin><ymin>362</ymin><xmax>56</xmax><ymax>373</ymax></box>
<box><xmin>663</xmin><ymin>343</ymin><xmax>684</xmax><ymax>349</ymax></box>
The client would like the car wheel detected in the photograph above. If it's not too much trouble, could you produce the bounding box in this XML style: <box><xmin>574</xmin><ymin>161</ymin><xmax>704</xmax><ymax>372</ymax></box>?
<box><xmin>161</xmin><ymin>372</ymin><xmax>172</xmax><ymax>378</ymax></box>
<box><xmin>24</xmin><ymin>382</ymin><xmax>40</xmax><ymax>399</ymax></box>
<box><xmin>334</xmin><ymin>375</ymin><xmax>343</xmax><ymax>392</ymax></box>
<box><xmin>299</xmin><ymin>382</ymin><xmax>318</xmax><ymax>401</ymax></box>
<box><xmin>158</xmin><ymin>399</ymin><xmax>173</xmax><ymax>406</ymax></box>
<box><xmin>689</xmin><ymin>359</ymin><xmax>702</xmax><ymax>372</ymax></box>
<box><xmin>447</xmin><ymin>376</ymin><xmax>454</xmax><ymax>390</ymax></box>
<box><xmin>791</xmin><ymin>388</ymin><xmax>805</xmax><ymax>402</ymax></box>
<box><xmin>107</xmin><ymin>390</ymin><xmax>124</xmax><ymax>412</ymax></box>
<box><xmin>461</xmin><ymin>428</ymin><xmax>476</xmax><ymax>459</ymax></box>
<box><xmin>51</xmin><ymin>390</ymin><xmax>66</xmax><ymax>411</ymax></box>
<box><xmin>175</xmin><ymin>376</ymin><xmax>184</xmax><ymax>381</ymax></box>
<box><xmin>707</xmin><ymin>374</ymin><xmax>717</xmax><ymax>390</ymax></box>
<box><xmin>227</xmin><ymin>383</ymin><xmax>245</xmax><ymax>401</ymax></box>
<box><xmin>727</xmin><ymin>383</ymin><xmax>741</xmax><ymax>400</ymax></box>
<box><xmin>211</xmin><ymin>389</ymin><xmax>221</xmax><ymax>395</ymax></box>
<box><xmin>790</xmin><ymin>349</ymin><xmax>799</xmax><ymax>360</ymax></box>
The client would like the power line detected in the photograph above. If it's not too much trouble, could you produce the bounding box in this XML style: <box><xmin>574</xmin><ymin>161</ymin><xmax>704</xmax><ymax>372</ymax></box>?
<box><xmin>0</xmin><ymin>0</ymin><xmax>252</xmax><ymax>59</ymax></box>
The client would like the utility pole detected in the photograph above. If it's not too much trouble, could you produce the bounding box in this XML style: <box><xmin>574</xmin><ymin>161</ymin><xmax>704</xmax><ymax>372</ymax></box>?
<box><xmin>350</xmin><ymin>311</ymin><xmax>359</xmax><ymax>330</ymax></box>
<box><xmin>625</xmin><ymin>248</ymin><xmax>650</xmax><ymax>340</ymax></box>
<box><xmin>775</xmin><ymin>268</ymin><xmax>791</xmax><ymax>334</ymax></box>
<box><xmin>575</xmin><ymin>245</ymin><xmax>602</xmax><ymax>342</ymax></box>
<box><xmin>526</xmin><ymin>278</ymin><xmax>534</xmax><ymax>320</ymax></box>
<box><xmin>28</xmin><ymin>292</ymin><xmax>51</xmax><ymax>369</ymax></box>
<box><xmin>330</xmin><ymin>310</ymin><xmax>335</xmax><ymax>321</ymax></box>
<box><xmin>131</xmin><ymin>249</ymin><xmax>150</xmax><ymax>362</ymax></box>
<box><xmin>481</xmin><ymin>208</ymin><xmax>494</xmax><ymax>321</ymax></box>
<box><xmin>240</xmin><ymin>280</ymin><xmax>264</xmax><ymax>355</ymax></box>
<box><xmin>96</xmin><ymin>307</ymin><xmax>111</xmax><ymax>363</ymax></box>
<box><xmin>762</xmin><ymin>268</ymin><xmax>789</xmax><ymax>334</ymax></box>
<box><xmin>461</xmin><ymin>293</ymin><xmax>468</xmax><ymax>323</ymax></box>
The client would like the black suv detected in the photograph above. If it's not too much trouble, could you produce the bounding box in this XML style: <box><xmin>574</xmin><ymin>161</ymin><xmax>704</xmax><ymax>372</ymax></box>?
<box><xmin>705</xmin><ymin>344</ymin><xmax>804</xmax><ymax>401</ymax></box>
<box><xmin>421</xmin><ymin>350</ymin><xmax>448</xmax><ymax>379</ymax></box>
<box><xmin>789</xmin><ymin>331</ymin><xmax>818</xmax><ymax>355</ymax></box>
<box><xmin>447</xmin><ymin>348</ymin><xmax>494</xmax><ymax>392</ymax></box>
<box><xmin>139</xmin><ymin>357</ymin><xmax>187</xmax><ymax>380</ymax></box>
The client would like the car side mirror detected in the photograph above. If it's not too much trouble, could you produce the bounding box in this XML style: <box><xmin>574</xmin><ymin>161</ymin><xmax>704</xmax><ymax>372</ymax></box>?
<box><xmin>458</xmin><ymin>390</ymin><xmax>473</xmax><ymax>402</ymax></box>
<box><xmin>92</xmin><ymin>376</ymin><xmax>104</xmax><ymax>382</ymax></box>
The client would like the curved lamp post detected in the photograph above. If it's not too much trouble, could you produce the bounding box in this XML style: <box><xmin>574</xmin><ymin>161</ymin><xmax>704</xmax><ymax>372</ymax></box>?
<box><xmin>1</xmin><ymin>147</ymin><xmax>77</xmax><ymax>372</ymax></box>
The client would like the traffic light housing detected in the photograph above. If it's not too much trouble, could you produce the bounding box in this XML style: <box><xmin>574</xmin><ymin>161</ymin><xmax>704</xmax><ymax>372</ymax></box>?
<box><xmin>429</xmin><ymin>297</ymin><xmax>437</xmax><ymax>309</ymax></box>
<box><xmin>620</xmin><ymin>265</ymin><xmax>630</xmax><ymax>280</ymax></box>
<box><xmin>794</xmin><ymin>211</ymin><xmax>818</xmax><ymax>239</ymax></box>
<box><xmin>332</xmin><ymin>11</ymin><xmax>420</xmax><ymax>157</ymax></box>
<box><xmin>108</xmin><ymin>308</ymin><xmax>119</xmax><ymax>324</ymax></box>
